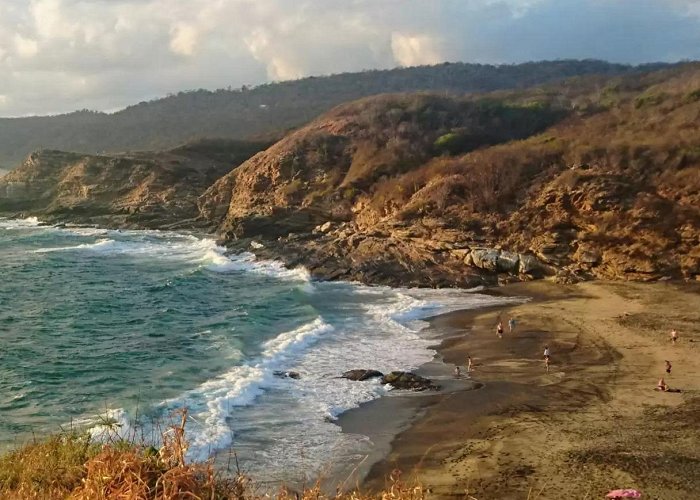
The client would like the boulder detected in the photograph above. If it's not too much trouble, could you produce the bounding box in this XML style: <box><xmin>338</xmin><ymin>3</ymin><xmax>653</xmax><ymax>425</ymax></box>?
<box><xmin>342</xmin><ymin>369</ymin><xmax>384</xmax><ymax>381</ymax></box>
<box><xmin>381</xmin><ymin>371</ymin><xmax>439</xmax><ymax>391</ymax></box>
<box><xmin>273</xmin><ymin>370</ymin><xmax>301</xmax><ymax>380</ymax></box>
<box><xmin>470</xmin><ymin>248</ymin><xmax>499</xmax><ymax>272</ymax></box>
<box><xmin>497</xmin><ymin>251</ymin><xmax>520</xmax><ymax>273</ymax></box>
<box><xmin>519</xmin><ymin>254</ymin><xmax>542</xmax><ymax>275</ymax></box>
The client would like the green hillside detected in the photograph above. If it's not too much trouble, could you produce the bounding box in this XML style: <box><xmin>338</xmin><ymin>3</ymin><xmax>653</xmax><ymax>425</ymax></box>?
<box><xmin>0</xmin><ymin>60</ymin><xmax>656</xmax><ymax>167</ymax></box>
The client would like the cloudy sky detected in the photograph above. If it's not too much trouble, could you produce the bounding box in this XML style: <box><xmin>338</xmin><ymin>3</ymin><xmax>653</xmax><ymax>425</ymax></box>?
<box><xmin>1</xmin><ymin>0</ymin><xmax>700</xmax><ymax>116</ymax></box>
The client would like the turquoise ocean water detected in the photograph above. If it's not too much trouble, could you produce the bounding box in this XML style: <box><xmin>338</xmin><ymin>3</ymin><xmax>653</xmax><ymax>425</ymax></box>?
<box><xmin>0</xmin><ymin>217</ymin><xmax>511</xmax><ymax>483</ymax></box>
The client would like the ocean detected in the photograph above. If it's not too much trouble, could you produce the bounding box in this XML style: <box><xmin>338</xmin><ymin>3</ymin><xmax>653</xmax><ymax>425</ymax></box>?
<box><xmin>0</xmin><ymin>217</ymin><xmax>513</xmax><ymax>484</ymax></box>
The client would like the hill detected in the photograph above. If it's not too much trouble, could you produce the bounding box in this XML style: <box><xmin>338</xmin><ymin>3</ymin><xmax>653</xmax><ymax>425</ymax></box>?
<box><xmin>199</xmin><ymin>64</ymin><xmax>700</xmax><ymax>286</ymax></box>
<box><xmin>0</xmin><ymin>60</ymin><xmax>654</xmax><ymax>167</ymax></box>
<box><xmin>0</xmin><ymin>139</ymin><xmax>269</xmax><ymax>228</ymax></box>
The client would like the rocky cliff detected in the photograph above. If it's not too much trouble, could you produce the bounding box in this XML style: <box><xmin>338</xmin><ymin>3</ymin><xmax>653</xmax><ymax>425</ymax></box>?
<box><xmin>199</xmin><ymin>64</ymin><xmax>700</xmax><ymax>285</ymax></box>
<box><xmin>2</xmin><ymin>65</ymin><xmax>698</xmax><ymax>287</ymax></box>
<box><xmin>0</xmin><ymin>140</ymin><xmax>269</xmax><ymax>229</ymax></box>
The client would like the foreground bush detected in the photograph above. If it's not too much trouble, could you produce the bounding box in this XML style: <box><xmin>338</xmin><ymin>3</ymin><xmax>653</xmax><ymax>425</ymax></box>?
<box><xmin>0</xmin><ymin>411</ymin><xmax>426</xmax><ymax>500</ymax></box>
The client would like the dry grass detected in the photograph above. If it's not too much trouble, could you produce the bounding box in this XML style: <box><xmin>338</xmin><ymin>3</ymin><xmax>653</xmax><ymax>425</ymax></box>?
<box><xmin>0</xmin><ymin>410</ymin><xmax>428</xmax><ymax>500</ymax></box>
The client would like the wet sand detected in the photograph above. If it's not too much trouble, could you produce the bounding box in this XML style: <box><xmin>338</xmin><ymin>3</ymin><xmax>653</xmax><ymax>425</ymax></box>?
<box><xmin>340</xmin><ymin>281</ymin><xmax>700</xmax><ymax>499</ymax></box>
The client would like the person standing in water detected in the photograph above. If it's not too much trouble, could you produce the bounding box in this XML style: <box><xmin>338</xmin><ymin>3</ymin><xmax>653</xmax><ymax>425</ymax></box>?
<box><xmin>670</xmin><ymin>329</ymin><xmax>678</xmax><ymax>344</ymax></box>
<box><xmin>497</xmin><ymin>321</ymin><xmax>504</xmax><ymax>339</ymax></box>
<box><xmin>508</xmin><ymin>317</ymin><xmax>516</xmax><ymax>333</ymax></box>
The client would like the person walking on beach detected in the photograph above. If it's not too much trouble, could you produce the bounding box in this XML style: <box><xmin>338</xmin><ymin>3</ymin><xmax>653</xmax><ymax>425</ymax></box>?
<box><xmin>665</xmin><ymin>360</ymin><xmax>672</xmax><ymax>374</ymax></box>
<box><xmin>670</xmin><ymin>329</ymin><xmax>678</xmax><ymax>344</ymax></box>
<box><xmin>497</xmin><ymin>321</ymin><xmax>504</xmax><ymax>339</ymax></box>
<box><xmin>508</xmin><ymin>317</ymin><xmax>516</xmax><ymax>333</ymax></box>
<box><xmin>543</xmin><ymin>345</ymin><xmax>551</xmax><ymax>372</ymax></box>
<box><xmin>467</xmin><ymin>355</ymin><xmax>474</xmax><ymax>373</ymax></box>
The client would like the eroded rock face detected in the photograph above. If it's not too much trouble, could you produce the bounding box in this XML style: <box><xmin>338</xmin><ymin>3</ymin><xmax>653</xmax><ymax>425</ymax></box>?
<box><xmin>341</xmin><ymin>369</ymin><xmax>384</xmax><ymax>381</ymax></box>
<box><xmin>381</xmin><ymin>371</ymin><xmax>439</xmax><ymax>391</ymax></box>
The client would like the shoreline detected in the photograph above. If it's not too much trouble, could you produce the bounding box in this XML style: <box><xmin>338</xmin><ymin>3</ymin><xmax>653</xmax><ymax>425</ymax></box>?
<box><xmin>335</xmin><ymin>287</ymin><xmax>533</xmax><ymax>489</ymax></box>
<box><xmin>339</xmin><ymin>280</ymin><xmax>700</xmax><ymax>498</ymax></box>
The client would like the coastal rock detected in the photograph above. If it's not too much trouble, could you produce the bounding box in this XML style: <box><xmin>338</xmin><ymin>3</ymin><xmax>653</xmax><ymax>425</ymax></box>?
<box><xmin>342</xmin><ymin>369</ymin><xmax>384</xmax><ymax>381</ymax></box>
<box><xmin>273</xmin><ymin>370</ymin><xmax>301</xmax><ymax>380</ymax></box>
<box><xmin>0</xmin><ymin>140</ymin><xmax>268</xmax><ymax>229</ymax></box>
<box><xmin>381</xmin><ymin>371</ymin><xmax>439</xmax><ymax>391</ymax></box>
<box><xmin>519</xmin><ymin>254</ymin><xmax>543</xmax><ymax>275</ymax></box>
<box><xmin>470</xmin><ymin>248</ymin><xmax>500</xmax><ymax>272</ymax></box>
<box><xmin>497</xmin><ymin>251</ymin><xmax>520</xmax><ymax>273</ymax></box>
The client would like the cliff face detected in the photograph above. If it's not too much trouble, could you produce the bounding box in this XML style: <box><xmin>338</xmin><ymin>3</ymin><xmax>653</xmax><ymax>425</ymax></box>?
<box><xmin>199</xmin><ymin>65</ymin><xmax>700</xmax><ymax>285</ymax></box>
<box><xmin>0</xmin><ymin>140</ymin><xmax>268</xmax><ymax>229</ymax></box>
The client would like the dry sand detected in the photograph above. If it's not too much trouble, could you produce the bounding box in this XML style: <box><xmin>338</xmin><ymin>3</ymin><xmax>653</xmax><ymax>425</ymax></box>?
<box><xmin>359</xmin><ymin>280</ymin><xmax>700</xmax><ymax>499</ymax></box>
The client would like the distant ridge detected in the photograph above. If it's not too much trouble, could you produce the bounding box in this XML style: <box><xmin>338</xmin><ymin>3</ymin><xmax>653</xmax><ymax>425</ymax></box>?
<box><xmin>0</xmin><ymin>60</ymin><xmax>662</xmax><ymax>166</ymax></box>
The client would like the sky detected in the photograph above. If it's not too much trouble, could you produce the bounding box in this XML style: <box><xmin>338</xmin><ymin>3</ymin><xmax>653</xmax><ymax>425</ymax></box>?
<box><xmin>1</xmin><ymin>0</ymin><xmax>700</xmax><ymax>117</ymax></box>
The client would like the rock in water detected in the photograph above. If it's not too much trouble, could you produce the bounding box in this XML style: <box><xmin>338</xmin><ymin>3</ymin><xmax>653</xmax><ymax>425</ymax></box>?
<box><xmin>381</xmin><ymin>371</ymin><xmax>439</xmax><ymax>391</ymax></box>
<box><xmin>342</xmin><ymin>369</ymin><xmax>384</xmax><ymax>381</ymax></box>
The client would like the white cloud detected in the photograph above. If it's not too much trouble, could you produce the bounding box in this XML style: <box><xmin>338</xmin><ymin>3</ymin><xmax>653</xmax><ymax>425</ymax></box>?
<box><xmin>170</xmin><ymin>23</ymin><xmax>199</xmax><ymax>56</ymax></box>
<box><xmin>391</xmin><ymin>33</ymin><xmax>444</xmax><ymax>66</ymax></box>
<box><xmin>14</xmin><ymin>34</ymin><xmax>39</xmax><ymax>58</ymax></box>
<box><xmin>0</xmin><ymin>0</ymin><xmax>698</xmax><ymax>116</ymax></box>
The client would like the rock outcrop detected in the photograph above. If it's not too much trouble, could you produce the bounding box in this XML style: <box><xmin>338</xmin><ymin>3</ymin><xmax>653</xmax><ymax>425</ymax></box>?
<box><xmin>381</xmin><ymin>371</ymin><xmax>439</xmax><ymax>391</ymax></box>
<box><xmin>0</xmin><ymin>139</ymin><xmax>268</xmax><ymax>229</ymax></box>
<box><xmin>341</xmin><ymin>369</ymin><xmax>384</xmax><ymax>381</ymax></box>
<box><xmin>200</xmin><ymin>64</ymin><xmax>700</xmax><ymax>284</ymax></box>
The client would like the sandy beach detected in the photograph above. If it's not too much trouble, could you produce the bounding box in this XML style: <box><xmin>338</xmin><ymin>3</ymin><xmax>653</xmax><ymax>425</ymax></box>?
<box><xmin>343</xmin><ymin>280</ymin><xmax>700</xmax><ymax>499</ymax></box>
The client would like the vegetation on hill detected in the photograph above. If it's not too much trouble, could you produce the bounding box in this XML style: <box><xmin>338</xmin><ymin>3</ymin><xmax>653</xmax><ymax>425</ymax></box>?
<box><xmin>200</xmin><ymin>63</ymin><xmax>700</xmax><ymax>284</ymax></box>
<box><xmin>0</xmin><ymin>60</ymin><xmax>657</xmax><ymax>166</ymax></box>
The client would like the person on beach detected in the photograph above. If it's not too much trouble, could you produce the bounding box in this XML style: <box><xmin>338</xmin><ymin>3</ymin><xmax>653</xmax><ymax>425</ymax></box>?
<box><xmin>497</xmin><ymin>321</ymin><xmax>504</xmax><ymax>339</ymax></box>
<box><xmin>665</xmin><ymin>360</ymin><xmax>672</xmax><ymax>374</ymax></box>
<box><xmin>670</xmin><ymin>329</ymin><xmax>678</xmax><ymax>344</ymax></box>
<box><xmin>454</xmin><ymin>365</ymin><xmax>461</xmax><ymax>377</ymax></box>
<box><xmin>543</xmin><ymin>345</ymin><xmax>550</xmax><ymax>359</ymax></box>
<box><xmin>657</xmin><ymin>377</ymin><xmax>669</xmax><ymax>391</ymax></box>
<box><xmin>544</xmin><ymin>356</ymin><xmax>550</xmax><ymax>373</ymax></box>
<box><xmin>508</xmin><ymin>317</ymin><xmax>516</xmax><ymax>333</ymax></box>
<box><xmin>467</xmin><ymin>356</ymin><xmax>474</xmax><ymax>373</ymax></box>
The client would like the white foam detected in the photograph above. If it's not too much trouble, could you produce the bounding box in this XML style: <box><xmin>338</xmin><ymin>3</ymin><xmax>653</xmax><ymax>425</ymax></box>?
<box><xmin>34</xmin><ymin>238</ymin><xmax>116</xmax><ymax>253</ymax></box>
<box><xmin>158</xmin><ymin>317</ymin><xmax>334</xmax><ymax>462</ymax></box>
<box><xmin>0</xmin><ymin>217</ymin><xmax>41</xmax><ymax>230</ymax></box>
<box><xmin>84</xmin><ymin>408</ymin><xmax>135</xmax><ymax>442</ymax></box>
<box><xmin>202</xmin><ymin>245</ymin><xmax>311</xmax><ymax>282</ymax></box>
<box><xmin>32</xmin><ymin>230</ymin><xmax>311</xmax><ymax>284</ymax></box>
